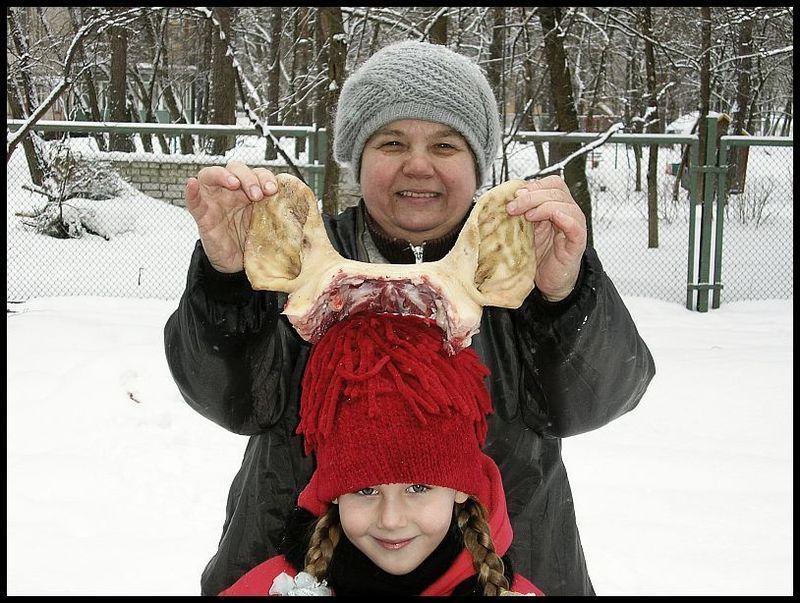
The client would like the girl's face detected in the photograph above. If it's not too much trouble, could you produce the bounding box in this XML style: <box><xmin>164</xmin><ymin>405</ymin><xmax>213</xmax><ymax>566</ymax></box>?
<box><xmin>334</xmin><ymin>483</ymin><xmax>469</xmax><ymax>575</ymax></box>
<box><xmin>359</xmin><ymin>119</ymin><xmax>478</xmax><ymax>246</ymax></box>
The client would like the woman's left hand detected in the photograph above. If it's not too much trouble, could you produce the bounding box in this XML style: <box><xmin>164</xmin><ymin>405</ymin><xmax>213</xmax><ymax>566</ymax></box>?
<box><xmin>506</xmin><ymin>175</ymin><xmax>587</xmax><ymax>302</ymax></box>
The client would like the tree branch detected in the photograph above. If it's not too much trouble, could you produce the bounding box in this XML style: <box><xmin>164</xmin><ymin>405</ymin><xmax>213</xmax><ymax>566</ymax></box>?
<box><xmin>6</xmin><ymin>8</ymin><xmax>144</xmax><ymax>164</ymax></box>
<box><xmin>523</xmin><ymin>122</ymin><xmax>623</xmax><ymax>180</ymax></box>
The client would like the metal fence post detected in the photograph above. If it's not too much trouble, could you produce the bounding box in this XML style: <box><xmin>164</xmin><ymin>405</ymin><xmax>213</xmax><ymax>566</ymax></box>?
<box><xmin>308</xmin><ymin>124</ymin><xmax>319</xmax><ymax>197</ymax></box>
<box><xmin>308</xmin><ymin>124</ymin><xmax>327</xmax><ymax>200</ymax></box>
<box><xmin>317</xmin><ymin>127</ymin><xmax>328</xmax><ymax>201</ymax></box>
<box><xmin>712</xmin><ymin>140</ymin><xmax>730</xmax><ymax>308</ymax></box>
<box><xmin>695</xmin><ymin>116</ymin><xmax>718</xmax><ymax>311</ymax></box>
<box><xmin>686</xmin><ymin>138</ymin><xmax>701</xmax><ymax>310</ymax></box>
<box><xmin>695</xmin><ymin>116</ymin><xmax>719</xmax><ymax>312</ymax></box>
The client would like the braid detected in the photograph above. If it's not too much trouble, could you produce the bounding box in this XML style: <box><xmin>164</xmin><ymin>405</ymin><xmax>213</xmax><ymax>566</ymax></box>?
<box><xmin>456</xmin><ymin>498</ymin><xmax>511</xmax><ymax>596</ymax></box>
<box><xmin>303</xmin><ymin>506</ymin><xmax>342</xmax><ymax>581</ymax></box>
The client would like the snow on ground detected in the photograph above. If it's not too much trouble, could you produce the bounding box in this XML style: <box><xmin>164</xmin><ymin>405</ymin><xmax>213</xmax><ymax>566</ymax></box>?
<box><xmin>7</xmin><ymin>295</ymin><xmax>792</xmax><ymax>595</ymax></box>
<box><xmin>6</xmin><ymin>133</ymin><xmax>792</xmax><ymax>595</ymax></box>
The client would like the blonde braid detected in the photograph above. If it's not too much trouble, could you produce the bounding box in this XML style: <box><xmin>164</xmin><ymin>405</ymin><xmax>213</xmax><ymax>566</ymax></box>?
<box><xmin>303</xmin><ymin>506</ymin><xmax>342</xmax><ymax>581</ymax></box>
<box><xmin>456</xmin><ymin>498</ymin><xmax>511</xmax><ymax>596</ymax></box>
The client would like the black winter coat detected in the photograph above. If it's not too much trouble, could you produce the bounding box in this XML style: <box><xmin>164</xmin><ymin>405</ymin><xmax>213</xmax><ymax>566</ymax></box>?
<box><xmin>164</xmin><ymin>204</ymin><xmax>655</xmax><ymax>596</ymax></box>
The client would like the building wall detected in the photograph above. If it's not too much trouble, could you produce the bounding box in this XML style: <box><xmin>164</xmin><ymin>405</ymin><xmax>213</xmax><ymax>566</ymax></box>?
<box><xmin>106</xmin><ymin>159</ymin><xmax>361</xmax><ymax>208</ymax></box>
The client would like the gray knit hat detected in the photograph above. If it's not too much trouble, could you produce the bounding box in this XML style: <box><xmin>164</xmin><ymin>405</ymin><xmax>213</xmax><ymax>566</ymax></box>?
<box><xmin>333</xmin><ymin>40</ymin><xmax>501</xmax><ymax>187</ymax></box>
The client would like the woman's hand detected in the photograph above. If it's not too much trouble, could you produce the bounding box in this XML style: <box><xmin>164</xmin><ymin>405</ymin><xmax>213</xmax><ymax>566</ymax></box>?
<box><xmin>506</xmin><ymin>175</ymin><xmax>587</xmax><ymax>302</ymax></box>
<box><xmin>184</xmin><ymin>161</ymin><xmax>279</xmax><ymax>273</ymax></box>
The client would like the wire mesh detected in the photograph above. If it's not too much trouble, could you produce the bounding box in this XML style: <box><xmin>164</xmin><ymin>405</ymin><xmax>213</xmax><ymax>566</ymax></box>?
<box><xmin>6</xmin><ymin>124</ymin><xmax>793</xmax><ymax>306</ymax></box>
<box><xmin>495</xmin><ymin>138</ymin><xmax>793</xmax><ymax>304</ymax></box>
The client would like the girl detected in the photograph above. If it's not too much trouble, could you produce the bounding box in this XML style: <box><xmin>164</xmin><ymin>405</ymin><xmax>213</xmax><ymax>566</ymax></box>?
<box><xmin>220</xmin><ymin>312</ymin><xmax>542</xmax><ymax>596</ymax></box>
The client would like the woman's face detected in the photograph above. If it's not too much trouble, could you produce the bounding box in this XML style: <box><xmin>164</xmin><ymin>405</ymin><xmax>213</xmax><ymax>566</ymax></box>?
<box><xmin>359</xmin><ymin>119</ymin><xmax>478</xmax><ymax>245</ymax></box>
<box><xmin>334</xmin><ymin>483</ymin><xmax>468</xmax><ymax>575</ymax></box>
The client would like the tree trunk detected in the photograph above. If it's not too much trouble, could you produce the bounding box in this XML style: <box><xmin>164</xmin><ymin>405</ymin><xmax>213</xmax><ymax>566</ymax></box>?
<box><xmin>642</xmin><ymin>7</ymin><xmax>660</xmax><ymax>248</ymax></box>
<box><xmin>156</xmin><ymin>14</ymin><xmax>195</xmax><ymax>154</ymax></box>
<box><xmin>731</xmin><ymin>12</ymin><xmax>754</xmax><ymax>137</ymax></box>
<box><xmin>779</xmin><ymin>97</ymin><xmax>792</xmax><ymax>137</ymax></box>
<box><xmin>312</xmin><ymin>11</ymin><xmax>326</xmax><ymax>127</ymax></box>
<box><xmin>265</xmin><ymin>7</ymin><xmax>283</xmax><ymax>160</ymax></box>
<box><xmin>727</xmin><ymin>9</ymin><xmax>755</xmax><ymax>193</ymax></box>
<box><xmin>290</xmin><ymin>9</ymin><xmax>312</xmax><ymax>154</ymax></box>
<box><xmin>487</xmin><ymin>7</ymin><xmax>506</xmax><ymax>184</ymax></box>
<box><xmin>208</xmin><ymin>7</ymin><xmax>237</xmax><ymax>154</ymax></box>
<box><xmin>539</xmin><ymin>7</ymin><xmax>594</xmax><ymax>247</ymax></box>
<box><xmin>297</xmin><ymin>9</ymin><xmax>312</xmax><ymax>126</ymax></box>
<box><xmin>486</xmin><ymin>7</ymin><xmax>506</xmax><ymax>109</ymax></box>
<box><xmin>627</xmin><ymin>35</ymin><xmax>643</xmax><ymax>192</ymax></box>
<box><xmin>428</xmin><ymin>10</ymin><xmax>448</xmax><ymax>45</ymax></box>
<box><xmin>108</xmin><ymin>15</ymin><xmax>135</xmax><ymax>152</ymax></box>
<box><xmin>198</xmin><ymin>18</ymin><xmax>213</xmax><ymax>127</ymax></box>
<box><xmin>8</xmin><ymin>8</ymin><xmax>40</xmax><ymax>116</ymax></box>
<box><xmin>7</xmin><ymin>84</ymin><xmax>45</xmax><ymax>185</ymax></box>
<box><xmin>585</xmin><ymin>16</ymin><xmax>613</xmax><ymax>133</ymax></box>
<box><xmin>68</xmin><ymin>7</ymin><xmax>106</xmax><ymax>150</ymax></box>
<box><xmin>7</xmin><ymin>8</ymin><xmax>45</xmax><ymax>184</ymax></box>
<box><xmin>521</xmin><ymin>16</ymin><xmax>547</xmax><ymax>169</ymax></box>
<box><xmin>128</xmin><ymin>68</ymin><xmax>155</xmax><ymax>153</ymax></box>
<box><xmin>697</xmin><ymin>6</ymin><xmax>712</xmax><ymax>203</ymax></box>
<box><xmin>319</xmin><ymin>7</ymin><xmax>347</xmax><ymax>215</ymax></box>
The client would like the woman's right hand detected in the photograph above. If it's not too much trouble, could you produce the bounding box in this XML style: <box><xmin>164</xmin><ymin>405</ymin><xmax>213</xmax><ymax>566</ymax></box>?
<box><xmin>185</xmin><ymin>161</ymin><xmax>279</xmax><ymax>273</ymax></box>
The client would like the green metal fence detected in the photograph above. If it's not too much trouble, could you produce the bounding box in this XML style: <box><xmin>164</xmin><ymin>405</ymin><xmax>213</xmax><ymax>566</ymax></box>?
<box><xmin>6</xmin><ymin>119</ymin><xmax>793</xmax><ymax>307</ymax></box>
<box><xmin>501</xmin><ymin>120</ymin><xmax>793</xmax><ymax>311</ymax></box>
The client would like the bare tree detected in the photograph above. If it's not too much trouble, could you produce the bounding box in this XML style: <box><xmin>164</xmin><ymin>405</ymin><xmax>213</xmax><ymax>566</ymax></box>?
<box><xmin>7</xmin><ymin>7</ymin><xmax>45</xmax><ymax>182</ymax></box>
<box><xmin>108</xmin><ymin>10</ymin><xmax>135</xmax><ymax>151</ymax></box>
<box><xmin>641</xmin><ymin>7</ymin><xmax>660</xmax><ymax>248</ymax></box>
<box><xmin>539</xmin><ymin>6</ymin><xmax>594</xmax><ymax>246</ymax></box>
<box><xmin>6</xmin><ymin>7</ymin><xmax>143</xmax><ymax>164</ymax></box>
<box><xmin>427</xmin><ymin>8</ymin><xmax>448</xmax><ymax>45</ymax></box>
<box><xmin>723</xmin><ymin>8</ymin><xmax>755</xmax><ymax>191</ymax></box>
<box><xmin>319</xmin><ymin>7</ymin><xmax>348</xmax><ymax>214</ymax></box>
<box><xmin>156</xmin><ymin>11</ymin><xmax>195</xmax><ymax>154</ymax></box>
<box><xmin>67</xmin><ymin>7</ymin><xmax>106</xmax><ymax>150</ymax></box>
<box><xmin>207</xmin><ymin>7</ymin><xmax>237</xmax><ymax>154</ymax></box>
<box><xmin>264</xmin><ymin>7</ymin><xmax>282</xmax><ymax>159</ymax></box>
<box><xmin>697</xmin><ymin>6</ymin><xmax>712</xmax><ymax>203</ymax></box>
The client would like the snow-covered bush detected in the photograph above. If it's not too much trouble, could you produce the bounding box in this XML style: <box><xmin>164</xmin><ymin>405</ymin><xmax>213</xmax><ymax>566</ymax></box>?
<box><xmin>17</xmin><ymin>138</ymin><xmax>136</xmax><ymax>239</ymax></box>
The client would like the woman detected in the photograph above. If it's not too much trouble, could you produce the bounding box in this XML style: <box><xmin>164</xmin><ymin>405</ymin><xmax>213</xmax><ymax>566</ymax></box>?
<box><xmin>165</xmin><ymin>40</ymin><xmax>655</xmax><ymax>595</ymax></box>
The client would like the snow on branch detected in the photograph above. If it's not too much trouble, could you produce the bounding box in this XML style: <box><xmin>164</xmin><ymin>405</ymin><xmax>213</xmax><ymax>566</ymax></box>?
<box><xmin>523</xmin><ymin>122</ymin><xmax>623</xmax><ymax>180</ymax></box>
<box><xmin>341</xmin><ymin>7</ymin><xmax>425</xmax><ymax>38</ymax></box>
<box><xmin>189</xmin><ymin>6</ymin><xmax>308</xmax><ymax>183</ymax></box>
<box><xmin>714</xmin><ymin>45</ymin><xmax>793</xmax><ymax>70</ymax></box>
<box><xmin>6</xmin><ymin>8</ymin><xmax>145</xmax><ymax>164</ymax></box>
<box><xmin>420</xmin><ymin>7</ymin><xmax>449</xmax><ymax>41</ymax></box>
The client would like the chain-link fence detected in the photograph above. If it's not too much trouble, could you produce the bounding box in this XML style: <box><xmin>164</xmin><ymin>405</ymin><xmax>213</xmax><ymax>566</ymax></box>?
<box><xmin>715</xmin><ymin>141</ymin><xmax>793</xmax><ymax>302</ymax></box>
<box><xmin>7</xmin><ymin>122</ymin><xmax>325</xmax><ymax>301</ymax></box>
<box><xmin>7</xmin><ymin>121</ymin><xmax>793</xmax><ymax>306</ymax></box>
<box><xmin>496</xmin><ymin>132</ymin><xmax>793</xmax><ymax>305</ymax></box>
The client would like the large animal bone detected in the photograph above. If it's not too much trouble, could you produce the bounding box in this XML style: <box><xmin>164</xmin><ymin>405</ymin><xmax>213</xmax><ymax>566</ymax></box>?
<box><xmin>244</xmin><ymin>173</ymin><xmax>536</xmax><ymax>353</ymax></box>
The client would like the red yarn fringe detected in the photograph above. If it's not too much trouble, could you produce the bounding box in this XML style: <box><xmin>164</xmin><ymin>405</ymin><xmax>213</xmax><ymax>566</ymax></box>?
<box><xmin>297</xmin><ymin>312</ymin><xmax>492</xmax><ymax>455</ymax></box>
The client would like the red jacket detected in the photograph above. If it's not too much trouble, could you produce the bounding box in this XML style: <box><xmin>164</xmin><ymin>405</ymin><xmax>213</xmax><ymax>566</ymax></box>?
<box><xmin>221</xmin><ymin>457</ymin><xmax>544</xmax><ymax>596</ymax></box>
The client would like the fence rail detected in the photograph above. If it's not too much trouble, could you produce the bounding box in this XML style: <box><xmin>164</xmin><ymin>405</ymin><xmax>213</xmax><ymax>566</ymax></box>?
<box><xmin>6</xmin><ymin>119</ymin><xmax>793</xmax><ymax>308</ymax></box>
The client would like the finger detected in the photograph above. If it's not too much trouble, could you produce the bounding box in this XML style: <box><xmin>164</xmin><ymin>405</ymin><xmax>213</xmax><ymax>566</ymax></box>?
<box><xmin>226</xmin><ymin>162</ymin><xmax>264</xmax><ymax>202</ymax></box>
<box><xmin>508</xmin><ymin>188</ymin><xmax>566</xmax><ymax>215</ymax></box>
<box><xmin>526</xmin><ymin>174</ymin><xmax>571</xmax><ymax>193</ymax></box>
<box><xmin>197</xmin><ymin>165</ymin><xmax>241</xmax><ymax>190</ymax></box>
<box><xmin>253</xmin><ymin>168</ymin><xmax>279</xmax><ymax>196</ymax></box>
<box><xmin>547</xmin><ymin>209</ymin><xmax>588</xmax><ymax>252</ymax></box>
<box><xmin>185</xmin><ymin>177</ymin><xmax>200</xmax><ymax>207</ymax></box>
<box><xmin>184</xmin><ymin>177</ymin><xmax>206</xmax><ymax>221</ymax></box>
<box><xmin>524</xmin><ymin>201</ymin><xmax>586</xmax><ymax>229</ymax></box>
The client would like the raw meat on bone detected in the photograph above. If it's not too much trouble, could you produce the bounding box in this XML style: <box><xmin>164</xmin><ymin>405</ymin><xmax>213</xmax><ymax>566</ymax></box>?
<box><xmin>244</xmin><ymin>173</ymin><xmax>536</xmax><ymax>354</ymax></box>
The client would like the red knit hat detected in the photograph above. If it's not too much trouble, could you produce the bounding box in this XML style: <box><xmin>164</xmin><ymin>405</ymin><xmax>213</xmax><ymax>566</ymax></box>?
<box><xmin>296</xmin><ymin>312</ymin><xmax>495</xmax><ymax>515</ymax></box>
